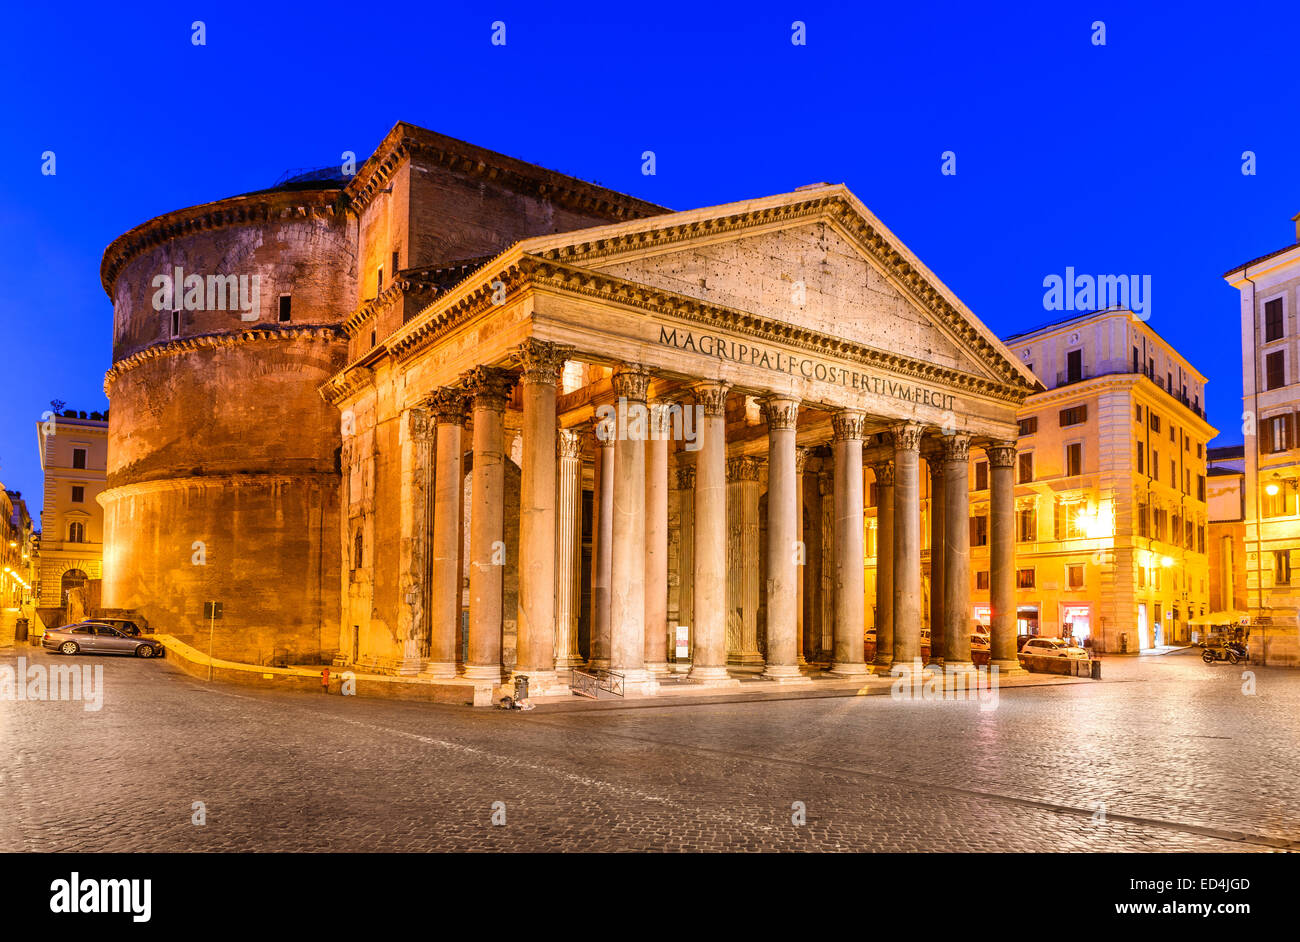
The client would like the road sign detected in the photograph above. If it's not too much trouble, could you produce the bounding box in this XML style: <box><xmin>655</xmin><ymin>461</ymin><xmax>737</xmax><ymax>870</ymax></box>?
<box><xmin>204</xmin><ymin>602</ymin><xmax>223</xmax><ymax>619</ymax></box>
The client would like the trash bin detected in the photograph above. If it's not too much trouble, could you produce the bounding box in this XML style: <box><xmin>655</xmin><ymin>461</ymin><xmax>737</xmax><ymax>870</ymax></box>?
<box><xmin>513</xmin><ymin>674</ymin><xmax>529</xmax><ymax>701</ymax></box>
<box><xmin>14</xmin><ymin>619</ymin><xmax>28</xmax><ymax>643</ymax></box>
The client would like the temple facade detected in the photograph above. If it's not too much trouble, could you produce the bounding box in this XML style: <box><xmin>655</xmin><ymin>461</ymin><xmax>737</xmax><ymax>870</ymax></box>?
<box><xmin>322</xmin><ymin>180</ymin><xmax>1038</xmax><ymax>691</ymax></box>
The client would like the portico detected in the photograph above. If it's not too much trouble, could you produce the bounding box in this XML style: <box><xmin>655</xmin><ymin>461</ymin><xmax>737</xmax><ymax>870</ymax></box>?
<box><xmin>322</xmin><ymin>184</ymin><xmax>1038</xmax><ymax>695</ymax></box>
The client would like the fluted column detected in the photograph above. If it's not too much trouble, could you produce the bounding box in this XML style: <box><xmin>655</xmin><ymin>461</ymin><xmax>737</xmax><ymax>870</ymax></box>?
<box><xmin>727</xmin><ymin>455</ymin><xmax>765</xmax><ymax>667</ymax></box>
<box><xmin>555</xmin><ymin>428</ymin><xmax>584</xmax><ymax>670</ymax></box>
<box><xmin>927</xmin><ymin>456</ymin><xmax>946</xmax><ymax>667</ymax></box>
<box><xmin>675</xmin><ymin>465</ymin><xmax>695</xmax><ymax>670</ymax></box>
<box><xmin>589</xmin><ymin>423</ymin><xmax>614</xmax><ymax>670</ymax></box>
<box><xmin>397</xmin><ymin>406</ymin><xmax>434</xmax><ymax>676</ymax></box>
<box><xmin>795</xmin><ymin>447</ymin><xmax>810</xmax><ymax>667</ymax></box>
<box><xmin>762</xmin><ymin>397</ymin><xmax>803</xmax><ymax>680</ymax></box>
<box><xmin>689</xmin><ymin>381</ymin><xmax>733</xmax><ymax>683</ymax></box>
<box><xmin>818</xmin><ymin>467</ymin><xmax>835</xmax><ymax>661</ymax></box>
<box><xmin>609</xmin><ymin>366</ymin><xmax>654</xmax><ymax>687</ymax></box>
<box><xmin>830</xmin><ymin>410</ymin><xmax>870</xmax><ymax>678</ymax></box>
<box><xmin>988</xmin><ymin>440</ymin><xmax>1022</xmax><ymax>672</ymax></box>
<box><xmin>462</xmin><ymin>365</ymin><xmax>513</xmax><ymax>682</ymax></box>
<box><xmin>943</xmin><ymin>434</ymin><xmax>974</xmax><ymax>671</ymax></box>
<box><xmin>644</xmin><ymin>402</ymin><xmax>671</xmax><ymax>674</ymax></box>
<box><xmin>515</xmin><ymin>340</ymin><xmax>571</xmax><ymax>687</ymax></box>
<box><xmin>871</xmin><ymin>458</ymin><xmax>895</xmax><ymax>669</ymax></box>
<box><xmin>891</xmin><ymin>422</ymin><xmax>924</xmax><ymax>668</ymax></box>
<box><xmin>427</xmin><ymin>388</ymin><xmax>466</xmax><ymax>678</ymax></box>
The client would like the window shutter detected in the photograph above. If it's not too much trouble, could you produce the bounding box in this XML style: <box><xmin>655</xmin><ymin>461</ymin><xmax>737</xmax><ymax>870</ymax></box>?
<box><xmin>970</xmin><ymin>516</ymin><xmax>979</xmax><ymax>546</ymax></box>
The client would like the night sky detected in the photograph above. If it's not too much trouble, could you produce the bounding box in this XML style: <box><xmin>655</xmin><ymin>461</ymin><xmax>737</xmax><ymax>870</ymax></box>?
<box><xmin>2</xmin><ymin>0</ymin><xmax>1297</xmax><ymax>511</ymax></box>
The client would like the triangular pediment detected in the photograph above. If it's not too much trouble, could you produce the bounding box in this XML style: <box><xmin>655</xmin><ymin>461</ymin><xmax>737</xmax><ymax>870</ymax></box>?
<box><xmin>517</xmin><ymin>185</ymin><xmax>1037</xmax><ymax>390</ymax></box>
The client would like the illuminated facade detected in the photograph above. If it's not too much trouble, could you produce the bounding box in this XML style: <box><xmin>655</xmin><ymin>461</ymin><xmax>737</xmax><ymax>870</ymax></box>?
<box><xmin>992</xmin><ymin>309</ymin><xmax>1213</xmax><ymax>651</ymax></box>
<box><xmin>36</xmin><ymin>411</ymin><xmax>108</xmax><ymax>611</ymax></box>
<box><xmin>1223</xmin><ymin>212</ymin><xmax>1300</xmax><ymax>665</ymax></box>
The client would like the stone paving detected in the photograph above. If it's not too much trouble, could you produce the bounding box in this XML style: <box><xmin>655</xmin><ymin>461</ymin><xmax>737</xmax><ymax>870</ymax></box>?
<box><xmin>0</xmin><ymin>644</ymin><xmax>1294</xmax><ymax>852</ymax></box>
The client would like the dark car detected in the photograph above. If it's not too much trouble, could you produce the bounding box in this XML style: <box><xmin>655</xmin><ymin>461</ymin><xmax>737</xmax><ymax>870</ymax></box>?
<box><xmin>42</xmin><ymin>622</ymin><xmax>163</xmax><ymax>658</ymax></box>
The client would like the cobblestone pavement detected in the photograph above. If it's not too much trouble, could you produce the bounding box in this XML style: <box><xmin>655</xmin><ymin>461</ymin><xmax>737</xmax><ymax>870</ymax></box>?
<box><xmin>1</xmin><ymin>645</ymin><xmax>1294</xmax><ymax>852</ymax></box>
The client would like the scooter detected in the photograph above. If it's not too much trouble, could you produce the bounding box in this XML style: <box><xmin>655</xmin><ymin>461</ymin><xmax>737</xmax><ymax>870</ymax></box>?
<box><xmin>1201</xmin><ymin>640</ymin><xmax>1248</xmax><ymax>665</ymax></box>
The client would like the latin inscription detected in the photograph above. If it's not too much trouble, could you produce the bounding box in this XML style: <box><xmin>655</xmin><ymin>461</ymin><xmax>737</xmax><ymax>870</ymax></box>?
<box><xmin>657</xmin><ymin>326</ymin><xmax>957</xmax><ymax>412</ymax></box>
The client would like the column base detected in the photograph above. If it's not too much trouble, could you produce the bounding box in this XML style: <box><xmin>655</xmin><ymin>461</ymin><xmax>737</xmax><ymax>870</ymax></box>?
<box><xmin>728</xmin><ymin>651</ymin><xmax>766</xmax><ymax>668</ymax></box>
<box><xmin>587</xmin><ymin>658</ymin><xmax>611</xmax><ymax>671</ymax></box>
<box><xmin>423</xmin><ymin>660</ymin><xmax>458</xmax><ymax>679</ymax></box>
<box><xmin>991</xmin><ymin>658</ymin><xmax>1027</xmax><ymax>675</ymax></box>
<box><xmin>397</xmin><ymin>655</ymin><xmax>424</xmax><ymax>677</ymax></box>
<box><xmin>670</xmin><ymin>660</ymin><xmax>692</xmax><ymax>674</ymax></box>
<box><xmin>688</xmin><ymin>665</ymin><xmax>740</xmax><ymax>686</ymax></box>
<box><xmin>828</xmin><ymin>661</ymin><xmax>872</xmax><ymax>679</ymax></box>
<box><xmin>613</xmin><ymin>667</ymin><xmax>660</xmax><ymax>695</ymax></box>
<box><xmin>644</xmin><ymin>661</ymin><xmax>672</xmax><ymax>676</ymax></box>
<box><xmin>872</xmin><ymin>655</ymin><xmax>895</xmax><ymax>673</ymax></box>
<box><xmin>943</xmin><ymin>660</ymin><xmax>977</xmax><ymax>674</ymax></box>
<box><xmin>763</xmin><ymin>664</ymin><xmax>809</xmax><ymax>683</ymax></box>
<box><xmin>463</xmin><ymin>664</ymin><xmax>503</xmax><ymax>682</ymax></box>
<box><xmin>555</xmin><ymin>656</ymin><xmax>586</xmax><ymax>670</ymax></box>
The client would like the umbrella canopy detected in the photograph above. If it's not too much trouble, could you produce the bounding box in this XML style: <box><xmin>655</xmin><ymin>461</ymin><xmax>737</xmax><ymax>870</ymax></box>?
<box><xmin>1189</xmin><ymin>610</ymin><xmax>1249</xmax><ymax>626</ymax></box>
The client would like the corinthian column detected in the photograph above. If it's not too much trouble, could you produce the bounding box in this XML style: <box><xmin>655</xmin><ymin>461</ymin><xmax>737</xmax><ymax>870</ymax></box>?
<box><xmin>762</xmin><ymin>397</ymin><xmax>803</xmax><ymax>681</ymax></box>
<box><xmin>675</xmin><ymin>465</ymin><xmax>695</xmax><ymax>671</ymax></box>
<box><xmin>689</xmin><ymin>381</ymin><xmax>734</xmax><ymax>684</ymax></box>
<box><xmin>891</xmin><ymin>422</ymin><xmax>924</xmax><ymax>669</ymax></box>
<box><xmin>795</xmin><ymin>446</ymin><xmax>810</xmax><ymax>666</ymax></box>
<box><xmin>927</xmin><ymin>454</ymin><xmax>946</xmax><ymax>667</ymax></box>
<box><xmin>427</xmin><ymin>388</ymin><xmax>466</xmax><ymax>678</ymax></box>
<box><xmin>609</xmin><ymin>366</ymin><xmax>654</xmax><ymax>689</ymax></box>
<box><xmin>462</xmin><ymin>365</ymin><xmax>513</xmax><ymax>682</ymax></box>
<box><xmin>589</xmin><ymin>422</ymin><xmax>614</xmax><ymax>670</ymax></box>
<box><xmin>871</xmin><ymin>457</ymin><xmax>895</xmax><ymax>669</ymax></box>
<box><xmin>397</xmin><ymin>406</ymin><xmax>434</xmax><ymax>676</ymax></box>
<box><xmin>830</xmin><ymin>409</ymin><xmax>870</xmax><ymax>678</ymax></box>
<box><xmin>943</xmin><ymin>434</ymin><xmax>974</xmax><ymax>672</ymax></box>
<box><xmin>987</xmin><ymin>440</ymin><xmax>1022</xmax><ymax>672</ymax></box>
<box><xmin>513</xmin><ymin>339</ymin><xmax>572</xmax><ymax>690</ymax></box>
<box><xmin>727</xmin><ymin>454</ymin><xmax>765</xmax><ymax>667</ymax></box>
<box><xmin>644</xmin><ymin>402</ymin><xmax>671</xmax><ymax>674</ymax></box>
<box><xmin>555</xmin><ymin>428</ymin><xmax>584</xmax><ymax>670</ymax></box>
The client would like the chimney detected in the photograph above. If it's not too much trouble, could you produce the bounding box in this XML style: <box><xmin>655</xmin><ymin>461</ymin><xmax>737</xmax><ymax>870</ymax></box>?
<box><xmin>1293</xmin><ymin>210</ymin><xmax>1300</xmax><ymax>243</ymax></box>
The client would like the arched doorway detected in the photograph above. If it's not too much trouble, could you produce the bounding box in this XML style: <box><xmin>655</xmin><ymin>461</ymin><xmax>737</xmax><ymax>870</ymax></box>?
<box><xmin>60</xmin><ymin>568</ymin><xmax>88</xmax><ymax>605</ymax></box>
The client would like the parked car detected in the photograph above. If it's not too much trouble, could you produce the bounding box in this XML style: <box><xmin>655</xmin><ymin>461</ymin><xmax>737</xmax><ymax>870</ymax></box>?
<box><xmin>85</xmin><ymin>617</ymin><xmax>145</xmax><ymax>638</ymax></box>
<box><xmin>1019</xmin><ymin>637</ymin><xmax>1087</xmax><ymax>659</ymax></box>
<box><xmin>970</xmin><ymin>625</ymin><xmax>991</xmax><ymax>652</ymax></box>
<box><xmin>1016</xmin><ymin>634</ymin><xmax>1036</xmax><ymax>651</ymax></box>
<box><xmin>42</xmin><ymin>622</ymin><xmax>164</xmax><ymax>658</ymax></box>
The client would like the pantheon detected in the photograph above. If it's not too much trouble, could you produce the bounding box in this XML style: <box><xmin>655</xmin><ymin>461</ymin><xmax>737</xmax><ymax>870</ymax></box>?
<box><xmin>99</xmin><ymin>122</ymin><xmax>1038</xmax><ymax>694</ymax></box>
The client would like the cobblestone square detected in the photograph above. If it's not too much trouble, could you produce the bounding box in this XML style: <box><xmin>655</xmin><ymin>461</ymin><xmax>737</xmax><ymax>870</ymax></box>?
<box><xmin>1</xmin><ymin>647</ymin><xmax>1296</xmax><ymax>852</ymax></box>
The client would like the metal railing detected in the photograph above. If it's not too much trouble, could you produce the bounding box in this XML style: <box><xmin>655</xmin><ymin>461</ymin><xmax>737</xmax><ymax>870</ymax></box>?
<box><xmin>569</xmin><ymin>667</ymin><xmax>625</xmax><ymax>699</ymax></box>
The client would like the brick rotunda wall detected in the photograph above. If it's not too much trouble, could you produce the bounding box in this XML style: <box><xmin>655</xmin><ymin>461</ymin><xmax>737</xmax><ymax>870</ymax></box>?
<box><xmin>99</xmin><ymin>189</ymin><xmax>355</xmax><ymax>664</ymax></box>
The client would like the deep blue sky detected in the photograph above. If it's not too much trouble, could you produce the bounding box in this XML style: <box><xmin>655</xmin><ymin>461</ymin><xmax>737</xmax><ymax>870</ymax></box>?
<box><xmin>2</xmin><ymin>0</ymin><xmax>1297</xmax><ymax>511</ymax></box>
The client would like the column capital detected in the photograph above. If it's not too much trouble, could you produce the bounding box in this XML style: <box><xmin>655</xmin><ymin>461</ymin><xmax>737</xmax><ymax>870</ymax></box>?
<box><xmin>516</xmin><ymin>338</ymin><xmax>574</xmax><ymax>386</ymax></box>
<box><xmin>692</xmin><ymin>381</ymin><xmax>731</xmax><ymax>417</ymax></box>
<box><xmin>589</xmin><ymin>416</ymin><xmax>615</xmax><ymax>451</ymax></box>
<box><xmin>831</xmin><ymin>409</ymin><xmax>868</xmax><ymax>442</ymax></box>
<box><xmin>927</xmin><ymin>458</ymin><xmax>945</xmax><ymax>481</ymax></box>
<box><xmin>760</xmin><ymin>396</ymin><xmax>800</xmax><ymax>431</ymax></box>
<box><xmin>676</xmin><ymin>465</ymin><xmax>696</xmax><ymax>490</ymax></box>
<box><xmin>647</xmin><ymin>400</ymin><xmax>676</xmax><ymax>437</ymax></box>
<box><xmin>871</xmin><ymin>459</ymin><xmax>895</xmax><ymax>486</ymax></box>
<box><xmin>986</xmin><ymin>440</ymin><xmax>1017</xmax><ymax>468</ymax></box>
<box><xmin>612</xmin><ymin>365</ymin><xmax>652</xmax><ymax>403</ymax></box>
<box><xmin>557</xmin><ymin>427</ymin><xmax>584</xmax><ymax>459</ymax></box>
<box><xmin>891</xmin><ymin>422</ymin><xmax>923</xmax><ymax>452</ymax></box>
<box><xmin>727</xmin><ymin>455</ymin><xmax>765</xmax><ymax>483</ymax></box>
<box><xmin>795</xmin><ymin>446</ymin><xmax>811</xmax><ymax>474</ymax></box>
<box><xmin>460</xmin><ymin>365</ymin><xmax>514</xmax><ymax>411</ymax></box>
<box><xmin>426</xmin><ymin>387</ymin><xmax>468</xmax><ymax>425</ymax></box>
<box><xmin>942</xmin><ymin>432</ymin><xmax>972</xmax><ymax>463</ymax></box>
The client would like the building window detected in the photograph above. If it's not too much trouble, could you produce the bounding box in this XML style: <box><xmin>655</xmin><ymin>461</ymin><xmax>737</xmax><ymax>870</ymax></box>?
<box><xmin>1152</xmin><ymin>450</ymin><xmax>1160</xmax><ymax>481</ymax></box>
<box><xmin>1066</xmin><ymin>349</ymin><xmax>1083</xmax><ymax>383</ymax></box>
<box><xmin>1150</xmin><ymin>412</ymin><xmax>1161</xmax><ymax>433</ymax></box>
<box><xmin>1018</xmin><ymin>452</ymin><xmax>1033</xmax><ymax>483</ymax></box>
<box><xmin>1266</xmin><ymin>350</ymin><xmax>1286</xmax><ymax>390</ymax></box>
<box><xmin>171</xmin><ymin>309</ymin><xmax>180</xmax><ymax>338</ymax></box>
<box><xmin>1016</xmin><ymin>506</ymin><xmax>1036</xmax><ymax>542</ymax></box>
<box><xmin>1265</xmin><ymin>297</ymin><xmax>1284</xmax><ymax>342</ymax></box>
<box><xmin>71</xmin><ymin>485</ymin><xmax>84</xmax><ymax>503</ymax></box>
<box><xmin>1018</xmin><ymin>416</ymin><xmax>1038</xmax><ymax>436</ymax></box>
<box><xmin>1016</xmin><ymin>568</ymin><xmax>1036</xmax><ymax>589</ymax></box>
<box><xmin>1067</xmin><ymin>564</ymin><xmax>1084</xmax><ymax>589</ymax></box>
<box><xmin>1263</xmin><ymin>414</ymin><xmax>1292</xmax><ymax>454</ymax></box>
<box><xmin>1138</xmin><ymin>566</ymin><xmax>1147</xmax><ymax>588</ymax></box>
<box><xmin>1059</xmin><ymin>405</ymin><xmax>1088</xmax><ymax>427</ymax></box>
<box><xmin>976</xmin><ymin>571</ymin><xmax>989</xmax><ymax>590</ymax></box>
<box><xmin>1262</xmin><ymin>485</ymin><xmax>1290</xmax><ymax>518</ymax></box>
<box><xmin>278</xmin><ymin>295</ymin><xmax>292</xmax><ymax>323</ymax></box>
<box><xmin>72</xmin><ymin>448</ymin><xmax>86</xmax><ymax>469</ymax></box>
<box><xmin>391</xmin><ymin>250</ymin><xmax>400</xmax><ymax>275</ymax></box>
<box><xmin>1132</xmin><ymin>347</ymin><xmax>1140</xmax><ymax>374</ymax></box>
<box><xmin>1136</xmin><ymin>443</ymin><xmax>1144</xmax><ymax>474</ymax></box>
<box><xmin>1274</xmin><ymin>550</ymin><xmax>1291</xmax><ymax>586</ymax></box>
<box><xmin>974</xmin><ymin>461</ymin><xmax>988</xmax><ymax>490</ymax></box>
<box><xmin>1065</xmin><ymin>442</ymin><xmax>1083</xmax><ymax>477</ymax></box>
<box><xmin>1135</xmin><ymin>404</ymin><xmax>1143</xmax><ymax>423</ymax></box>
<box><xmin>68</xmin><ymin>521</ymin><xmax>85</xmax><ymax>543</ymax></box>
<box><xmin>1056</xmin><ymin>500</ymin><xmax>1086</xmax><ymax>540</ymax></box>
<box><xmin>970</xmin><ymin>514</ymin><xmax>989</xmax><ymax>547</ymax></box>
<box><xmin>1137</xmin><ymin>501</ymin><xmax>1148</xmax><ymax>538</ymax></box>
<box><xmin>377</xmin><ymin>265</ymin><xmax>384</xmax><ymax>294</ymax></box>
<box><xmin>353</xmin><ymin>529</ymin><xmax>364</xmax><ymax>569</ymax></box>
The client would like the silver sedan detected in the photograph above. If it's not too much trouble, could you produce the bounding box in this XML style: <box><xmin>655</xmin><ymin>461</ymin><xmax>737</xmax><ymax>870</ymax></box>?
<box><xmin>42</xmin><ymin>622</ymin><xmax>164</xmax><ymax>658</ymax></box>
